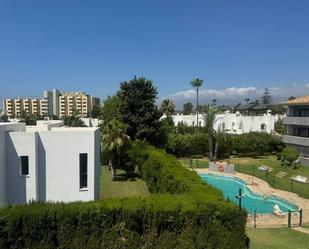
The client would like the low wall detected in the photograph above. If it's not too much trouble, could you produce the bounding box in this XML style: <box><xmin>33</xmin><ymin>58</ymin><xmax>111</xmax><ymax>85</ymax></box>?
<box><xmin>209</xmin><ymin>162</ymin><xmax>235</xmax><ymax>174</ymax></box>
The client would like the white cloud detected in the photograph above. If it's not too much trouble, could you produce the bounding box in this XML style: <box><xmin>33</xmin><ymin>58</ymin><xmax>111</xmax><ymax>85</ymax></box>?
<box><xmin>166</xmin><ymin>82</ymin><xmax>309</xmax><ymax>108</ymax></box>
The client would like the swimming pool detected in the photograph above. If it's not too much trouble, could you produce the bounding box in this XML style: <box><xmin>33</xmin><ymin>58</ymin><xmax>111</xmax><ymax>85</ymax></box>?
<box><xmin>200</xmin><ymin>173</ymin><xmax>298</xmax><ymax>214</ymax></box>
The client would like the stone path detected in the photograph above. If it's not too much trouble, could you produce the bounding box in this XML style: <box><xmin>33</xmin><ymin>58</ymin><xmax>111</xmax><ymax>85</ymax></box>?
<box><xmin>276</xmin><ymin>171</ymin><xmax>287</xmax><ymax>178</ymax></box>
<box><xmin>292</xmin><ymin>227</ymin><xmax>309</xmax><ymax>235</ymax></box>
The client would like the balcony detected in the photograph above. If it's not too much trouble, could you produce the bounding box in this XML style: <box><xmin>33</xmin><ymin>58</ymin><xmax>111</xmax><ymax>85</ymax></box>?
<box><xmin>283</xmin><ymin>135</ymin><xmax>309</xmax><ymax>147</ymax></box>
<box><xmin>283</xmin><ymin>117</ymin><xmax>309</xmax><ymax>126</ymax></box>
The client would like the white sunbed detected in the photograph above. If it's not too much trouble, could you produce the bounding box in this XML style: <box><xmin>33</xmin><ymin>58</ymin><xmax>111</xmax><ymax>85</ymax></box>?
<box><xmin>291</xmin><ymin>175</ymin><xmax>308</xmax><ymax>183</ymax></box>
<box><xmin>273</xmin><ymin>204</ymin><xmax>286</xmax><ymax>218</ymax></box>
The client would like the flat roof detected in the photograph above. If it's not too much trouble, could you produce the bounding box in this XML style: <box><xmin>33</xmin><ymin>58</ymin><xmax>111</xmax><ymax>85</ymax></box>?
<box><xmin>283</xmin><ymin>96</ymin><xmax>309</xmax><ymax>106</ymax></box>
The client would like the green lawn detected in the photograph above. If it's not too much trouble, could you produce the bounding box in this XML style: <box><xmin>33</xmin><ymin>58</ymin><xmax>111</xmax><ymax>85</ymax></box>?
<box><xmin>100</xmin><ymin>166</ymin><xmax>150</xmax><ymax>199</ymax></box>
<box><xmin>179</xmin><ymin>156</ymin><xmax>309</xmax><ymax>198</ymax></box>
<box><xmin>229</xmin><ymin>156</ymin><xmax>309</xmax><ymax>198</ymax></box>
<box><xmin>247</xmin><ymin>228</ymin><xmax>309</xmax><ymax>249</ymax></box>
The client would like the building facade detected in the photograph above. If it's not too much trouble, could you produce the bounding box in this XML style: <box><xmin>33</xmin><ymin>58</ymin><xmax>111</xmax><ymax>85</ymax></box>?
<box><xmin>164</xmin><ymin>110</ymin><xmax>275</xmax><ymax>134</ymax></box>
<box><xmin>3</xmin><ymin>89</ymin><xmax>100</xmax><ymax>118</ymax></box>
<box><xmin>0</xmin><ymin>122</ymin><xmax>101</xmax><ymax>207</ymax></box>
<box><xmin>283</xmin><ymin>96</ymin><xmax>309</xmax><ymax>166</ymax></box>
<box><xmin>58</xmin><ymin>92</ymin><xmax>99</xmax><ymax>118</ymax></box>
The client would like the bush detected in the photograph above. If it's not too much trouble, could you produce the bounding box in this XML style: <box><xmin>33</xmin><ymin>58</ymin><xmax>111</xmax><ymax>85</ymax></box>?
<box><xmin>165</xmin><ymin>131</ymin><xmax>284</xmax><ymax>158</ymax></box>
<box><xmin>217</xmin><ymin>132</ymin><xmax>284</xmax><ymax>158</ymax></box>
<box><xmin>282</xmin><ymin>147</ymin><xmax>299</xmax><ymax>166</ymax></box>
<box><xmin>0</xmin><ymin>145</ymin><xmax>247</xmax><ymax>249</ymax></box>
<box><xmin>165</xmin><ymin>133</ymin><xmax>208</xmax><ymax>157</ymax></box>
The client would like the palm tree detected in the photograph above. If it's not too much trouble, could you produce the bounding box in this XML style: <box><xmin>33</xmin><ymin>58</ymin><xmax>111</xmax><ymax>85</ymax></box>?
<box><xmin>160</xmin><ymin>99</ymin><xmax>176</xmax><ymax>116</ymax></box>
<box><xmin>102</xmin><ymin>118</ymin><xmax>130</xmax><ymax>180</ymax></box>
<box><xmin>203</xmin><ymin>104</ymin><xmax>218</xmax><ymax>160</ymax></box>
<box><xmin>190</xmin><ymin>78</ymin><xmax>203</xmax><ymax>127</ymax></box>
<box><xmin>245</xmin><ymin>98</ymin><xmax>250</xmax><ymax>105</ymax></box>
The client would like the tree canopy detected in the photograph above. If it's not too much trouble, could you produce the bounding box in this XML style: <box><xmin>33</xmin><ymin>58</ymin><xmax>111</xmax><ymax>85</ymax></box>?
<box><xmin>160</xmin><ymin>99</ymin><xmax>175</xmax><ymax>116</ymax></box>
<box><xmin>63</xmin><ymin>113</ymin><xmax>85</xmax><ymax>127</ymax></box>
<box><xmin>117</xmin><ymin>76</ymin><xmax>161</xmax><ymax>143</ymax></box>
<box><xmin>183</xmin><ymin>102</ymin><xmax>193</xmax><ymax>115</ymax></box>
<box><xmin>100</xmin><ymin>95</ymin><xmax>121</xmax><ymax>122</ymax></box>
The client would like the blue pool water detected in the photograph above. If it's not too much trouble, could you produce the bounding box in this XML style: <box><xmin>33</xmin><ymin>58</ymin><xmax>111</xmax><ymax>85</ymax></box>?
<box><xmin>200</xmin><ymin>174</ymin><xmax>298</xmax><ymax>214</ymax></box>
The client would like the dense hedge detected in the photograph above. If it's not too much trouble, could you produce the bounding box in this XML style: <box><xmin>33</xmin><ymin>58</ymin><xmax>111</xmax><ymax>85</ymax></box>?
<box><xmin>166</xmin><ymin>133</ymin><xmax>208</xmax><ymax>157</ymax></box>
<box><xmin>0</xmin><ymin>145</ymin><xmax>247</xmax><ymax>249</ymax></box>
<box><xmin>217</xmin><ymin>132</ymin><xmax>284</xmax><ymax>158</ymax></box>
<box><xmin>165</xmin><ymin>132</ymin><xmax>284</xmax><ymax>158</ymax></box>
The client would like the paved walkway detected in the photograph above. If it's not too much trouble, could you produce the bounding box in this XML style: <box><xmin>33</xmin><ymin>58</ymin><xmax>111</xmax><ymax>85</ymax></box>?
<box><xmin>292</xmin><ymin>227</ymin><xmax>309</xmax><ymax>235</ymax></box>
<box><xmin>195</xmin><ymin>168</ymin><xmax>309</xmax><ymax>228</ymax></box>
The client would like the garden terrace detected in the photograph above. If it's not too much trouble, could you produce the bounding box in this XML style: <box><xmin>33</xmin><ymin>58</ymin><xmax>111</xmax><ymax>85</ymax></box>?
<box><xmin>0</xmin><ymin>145</ymin><xmax>247</xmax><ymax>249</ymax></box>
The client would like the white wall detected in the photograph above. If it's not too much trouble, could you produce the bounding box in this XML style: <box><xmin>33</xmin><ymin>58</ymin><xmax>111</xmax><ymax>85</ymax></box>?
<box><xmin>214</xmin><ymin>112</ymin><xmax>275</xmax><ymax>134</ymax></box>
<box><xmin>165</xmin><ymin>111</ymin><xmax>275</xmax><ymax>134</ymax></box>
<box><xmin>0</xmin><ymin>124</ymin><xmax>101</xmax><ymax>206</ymax></box>
<box><xmin>0</xmin><ymin>123</ymin><xmax>25</xmax><ymax>206</ymax></box>
<box><xmin>26</xmin><ymin>120</ymin><xmax>63</xmax><ymax>132</ymax></box>
<box><xmin>6</xmin><ymin>132</ymin><xmax>38</xmax><ymax>204</ymax></box>
<box><xmin>80</xmin><ymin>118</ymin><xmax>100</xmax><ymax>127</ymax></box>
<box><xmin>37</xmin><ymin>128</ymin><xmax>100</xmax><ymax>203</ymax></box>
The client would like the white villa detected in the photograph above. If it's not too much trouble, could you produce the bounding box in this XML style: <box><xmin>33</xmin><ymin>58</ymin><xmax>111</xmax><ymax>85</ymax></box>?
<box><xmin>165</xmin><ymin>110</ymin><xmax>276</xmax><ymax>134</ymax></box>
<box><xmin>0</xmin><ymin>121</ymin><xmax>101</xmax><ymax>207</ymax></box>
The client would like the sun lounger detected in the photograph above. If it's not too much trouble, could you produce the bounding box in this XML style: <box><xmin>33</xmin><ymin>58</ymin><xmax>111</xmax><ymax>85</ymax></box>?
<box><xmin>273</xmin><ymin>204</ymin><xmax>286</xmax><ymax>218</ymax></box>
<box><xmin>291</xmin><ymin>175</ymin><xmax>308</xmax><ymax>183</ymax></box>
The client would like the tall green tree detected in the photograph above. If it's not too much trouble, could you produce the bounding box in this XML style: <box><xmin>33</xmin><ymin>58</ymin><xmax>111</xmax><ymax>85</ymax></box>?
<box><xmin>190</xmin><ymin>78</ymin><xmax>203</xmax><ymax>127</ymax></box>
<box><xmin>100</xmin><ymin>95</ymin><xmax>121</xmax><ymax>122</ymax></box>
<box><xmin>117</xmin><ymin>76</ymin><xmax>161</xmax><ymax>143</ymax></box>
<box><xmin>102</xmin><ymin>118</ymin><xmax>130</xmax><ymax>180</ymax></box>
<box><xmin>90</xmin><ymin>105</ymin><xmax>101</xmax><ymax>118</ymax></box>
<box><xmin>203</xmin><ymin>104</ymin><xmax>218</xmax><ymax>160</ymax></box>
<box><xmin>160</xmin><ymin>99</ymin><xmax>175</xmax><ymax>116</ymax></box>
<box><xmin>183</xmin><ymin>102</ymin><xmax>193</xmax><ymax>115</ymax></box>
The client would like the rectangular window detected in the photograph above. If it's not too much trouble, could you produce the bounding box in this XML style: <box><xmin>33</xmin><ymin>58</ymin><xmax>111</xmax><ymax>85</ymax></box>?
<box><xmin>298</xmin><ymin>127</ymin><xmax>309</xmax><ymax>137</ymax></box>
<box><xmin>20</xmin><ymin>156</ymin><xmax>29</xmax><ymax>176</ymax></box>
<box><xmin>79</xmin><ymin>153</ymin><xmax>88</xmax><ymax>189</ymax></box>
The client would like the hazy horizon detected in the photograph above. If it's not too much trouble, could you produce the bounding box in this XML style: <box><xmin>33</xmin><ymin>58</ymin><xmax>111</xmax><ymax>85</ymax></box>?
<box><xmin>1</xmin><ymin>1</ymin><xmax>309</xmax><ymax>109</ymax></box>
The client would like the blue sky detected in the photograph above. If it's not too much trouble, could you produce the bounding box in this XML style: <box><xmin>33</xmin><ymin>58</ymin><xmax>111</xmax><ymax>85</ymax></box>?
<box><xmin>1</xmin><ymin>0</ymin><xmax>309</xmax><ymax>107</ymax></box>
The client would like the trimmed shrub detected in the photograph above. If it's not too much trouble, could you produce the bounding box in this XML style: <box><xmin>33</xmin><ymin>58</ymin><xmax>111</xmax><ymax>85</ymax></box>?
<box><xmin>0</xmin><ymin>145</ymin><xmax>247</xmax><ymax>249</ymax></box>
<box><xmin>165</xmin><ymin>133</ymin><xmax>208</xmax><ymax>157</ymax></box>
<box><xmin>282</xmin><ymin>147</ymin><xmax>299</xmax><ymax>166</ymax></box>
<box><xmin>166</xmin><ymin>132</ymin><xmax>284</xmax><ymax>158</ymax></box>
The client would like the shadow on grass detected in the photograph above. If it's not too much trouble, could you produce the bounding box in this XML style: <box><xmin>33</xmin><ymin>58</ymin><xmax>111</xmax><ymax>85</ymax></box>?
<box><xmin>113</xmin><ymin>172</ymin><xmax>139</xmax><ymax>182</ymax></box>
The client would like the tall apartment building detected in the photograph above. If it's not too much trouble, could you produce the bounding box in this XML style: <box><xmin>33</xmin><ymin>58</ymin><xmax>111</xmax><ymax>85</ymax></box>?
<box><xmin>283</xmin><ymin>96</ymin><xmax>309</xmax><ymax>166</ymax></box>
<box><xmin>3</xmin><ymin>89</ymin><xmax>100</xmax><ymax>118</ymax></box>
<box><xmin>58</xmin><ymin>92</ymin><xmax>99</xmax><ymax>117</ymax></box>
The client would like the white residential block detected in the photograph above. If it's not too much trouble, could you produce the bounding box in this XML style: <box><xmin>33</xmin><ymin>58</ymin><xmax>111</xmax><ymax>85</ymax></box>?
<box><xmin>0</xmin><ymin>122</ymin><xmax>101</xmax><ymax>206</ymax></box>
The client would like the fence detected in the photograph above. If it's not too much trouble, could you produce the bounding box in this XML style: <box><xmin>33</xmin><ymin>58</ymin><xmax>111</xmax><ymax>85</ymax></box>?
<box><xmin>247</xmin><ymin>208</ymin><xmax>309</xmax><ymax>228</ymax></box>
<box><xmin>187</xmin><ymin>158</ymin><xmax>309</xmax><ymax>199</ymax></box>
<box><xmin>235</xmin><ymin>163</ymin><xmax>309</xmax><ymax>199</ymax></box>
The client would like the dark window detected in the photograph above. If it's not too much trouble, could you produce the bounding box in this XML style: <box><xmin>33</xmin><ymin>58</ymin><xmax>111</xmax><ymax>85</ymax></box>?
<box><xmin>79</xmin><ymin>153</ymin><xmax>88</xmax><ymax>189</ymax></box>
<box><xmin>298</xmin><ymin>127</ymin><xmax>309</xmax><ymax>137</ymax></box>
<box><xmin>297</xmin><ymin>109</ymin><xmax>309</xmax><ymax>117</ymax></box>
<box><xmin>261</xmin><ymin>123</ymin><xmax>266</xmax><ymax>130</ymax></box>
<box><xmin>20</xmin><ymin>156</ymin><xmax>29</xmax><ymax>176</ymax></box>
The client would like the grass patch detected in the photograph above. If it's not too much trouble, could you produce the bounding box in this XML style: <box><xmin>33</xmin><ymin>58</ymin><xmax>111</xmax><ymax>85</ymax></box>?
<box><xmin>229</xmin><ymin>156</ymin><xmax>309</xmax><ymax>198</ymax></box>
<box><xmin>247</xmin><ymin>227</ymin><xmax>309</xmax><ymax>249</ymax></box>
<box><xmin>100</xmin><ymin>165</ymin><xmax>150</xmax><ymax>199</ymax></box>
